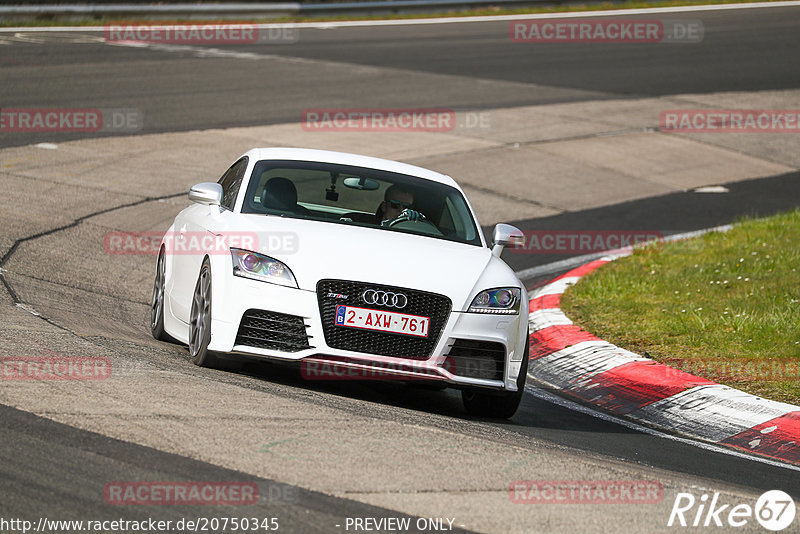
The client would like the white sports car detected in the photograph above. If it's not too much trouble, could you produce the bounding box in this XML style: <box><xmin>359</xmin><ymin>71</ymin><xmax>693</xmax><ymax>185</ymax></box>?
<box><xmin>151</xmin><ymin>148</ymin><xmax>529</xmax><ymax>418</ymax></box>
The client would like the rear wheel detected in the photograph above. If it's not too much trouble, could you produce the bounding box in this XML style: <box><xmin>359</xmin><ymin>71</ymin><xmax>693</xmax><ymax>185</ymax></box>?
<box><xmin>462</xmin><ymin>338</ymin><xmax>529</xmax><ymax>419</ymax></box>
<box><xmin>150</xmin><ymin>250</ymin><xmax>176</xmax><ymax>343</ymax></box>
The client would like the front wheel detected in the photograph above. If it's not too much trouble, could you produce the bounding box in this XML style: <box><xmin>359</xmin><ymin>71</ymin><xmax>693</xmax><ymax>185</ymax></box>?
<box><xmin>189</xmin><ymin>259</ymin><xmax>220</xmax><ymax>368</ymax></box>
<box><xmin>188</xmin><ymin>259</ymin><xmax>241</xmax><ymax>372</ymax></box>
<box><xmin>462</xmin><ymin>338</ymin><xmax>529</xmax><ymax>419</ymax></box>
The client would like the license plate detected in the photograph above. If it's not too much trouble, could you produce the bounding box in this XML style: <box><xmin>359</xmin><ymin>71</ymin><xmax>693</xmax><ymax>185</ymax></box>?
<box><xmin>334</xmin><ymin>305</ymin><xmax>429</xmax><ymax>338</ymax></box>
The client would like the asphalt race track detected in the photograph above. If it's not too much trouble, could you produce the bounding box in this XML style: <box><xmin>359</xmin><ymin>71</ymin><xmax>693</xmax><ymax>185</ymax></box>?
<box><xmin>2</xmin><ymin>5</ymin><xmax>800</xmax><ymax>533</ymax></box>
<box><xmin>2</xmin><ymin>6</ymin><xmax>800</xmax><ymax>147</ymax></box>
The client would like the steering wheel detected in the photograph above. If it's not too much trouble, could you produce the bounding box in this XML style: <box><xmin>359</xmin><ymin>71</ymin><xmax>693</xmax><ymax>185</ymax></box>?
<box><xmin>384</xmin><ymin>208</ymin><xmax>427</xmax><ymax>227</ymax></box>
<box><xmin>384</xmin><ymin>209</ymin><xmax>443</xmax><ymax>236</ymax></box>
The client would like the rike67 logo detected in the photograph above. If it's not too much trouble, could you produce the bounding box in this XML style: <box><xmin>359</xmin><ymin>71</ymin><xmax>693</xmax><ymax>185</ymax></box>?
<box><xmin>668</xmin><ymin>490</ymin><xmax>796</xmax><ymax>531</ymax></box>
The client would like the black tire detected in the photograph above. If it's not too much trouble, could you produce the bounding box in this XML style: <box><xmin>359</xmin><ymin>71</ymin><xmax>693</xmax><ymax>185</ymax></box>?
<box><xmin>150</xmin><ymin>250</ymin><xmax>177</xmax><ymax>343</ymax></box>
<box><xmin>462</xmin><ymin>338</ymin><xmax>529</xmax><ymax>419</ymax></box>
<box><xmin>188</xmin><ymin>259</ymin><xmax>222</xmax><ymax>368</ymax></box>
<box><xmin>187</xmin><ymin>259</ymin><xmax>243</xmax><ymax>372</ymax></box>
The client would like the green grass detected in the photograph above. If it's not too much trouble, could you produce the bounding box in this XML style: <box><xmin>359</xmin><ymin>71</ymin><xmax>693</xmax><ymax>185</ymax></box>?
<box><xmin>0</xmin><ymin>0</ymin><xmax>786</xmax><ymax>28</ymax></box>
<box><xmin>561</xmin><ymin>210</ymin><xmax>800</xmax><ymax>405</ymax></box>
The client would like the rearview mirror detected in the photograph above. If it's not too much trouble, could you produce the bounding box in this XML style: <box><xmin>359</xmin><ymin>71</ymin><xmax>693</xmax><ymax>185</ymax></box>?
<box><xmin>343</xmin><ymin>177</ymin><xmax>380</xmax><ymax>191</ymax></box>
<box><xmin>491</xmin><ymin>223</ymin><xmax>525</xmax><ymax>257</ymax></box>
<box><xmin>189</xmin><ymin>182</ymin><xmax>223</xmax><ymax>206</ymax></box>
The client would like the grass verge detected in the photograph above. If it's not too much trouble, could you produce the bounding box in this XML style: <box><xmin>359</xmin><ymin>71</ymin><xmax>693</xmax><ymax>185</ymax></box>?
<box><xmin>561</xmin><ymin>210</ymin><xmax>800</xmax><ymax>405</ymax></box>
<box><xmin>0</xmin><ymin>0</ymin><xmax>788</xmax><ymax>28</ymax></box>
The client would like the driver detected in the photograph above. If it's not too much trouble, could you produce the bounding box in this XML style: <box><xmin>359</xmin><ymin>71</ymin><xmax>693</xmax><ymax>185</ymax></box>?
<box><xmin>379</xmin><ymin>185</ymin><xmax>415</xmax><ymax>222</ymax></box>
<box><xmin>376</xmin><ymin>185</ymin><xmax>436</xmax><ymax>232</ymax></box>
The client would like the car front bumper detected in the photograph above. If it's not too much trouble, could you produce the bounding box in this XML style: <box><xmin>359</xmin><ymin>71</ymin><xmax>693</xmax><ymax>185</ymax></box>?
<box><xmin>207</xmin><ymin>275</ymin><xmax>528</xmax><ymax>392</ymax></box>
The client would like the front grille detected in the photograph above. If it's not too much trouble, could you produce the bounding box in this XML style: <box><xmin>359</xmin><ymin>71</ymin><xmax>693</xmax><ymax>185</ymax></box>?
<box><xmin>445</xmin><ymin>339</ymin><xmax>505</xmax><ymax>380</ymax></box>
<box><xmin>235</xmin><ymin>309</ymin><xmax>312</xmax><ymax>352</ymax></box>
<box><xmin>317</xmin><ymin>280</ymin><xmax>452</xmax><ymax>359</ymax></box>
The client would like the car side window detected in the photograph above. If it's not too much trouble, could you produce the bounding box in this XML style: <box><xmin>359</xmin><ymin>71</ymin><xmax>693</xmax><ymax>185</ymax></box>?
<box><xmin>218</xmin><ymin>157</ymin><xmax>248</xmax><ymax>211</ymax></box>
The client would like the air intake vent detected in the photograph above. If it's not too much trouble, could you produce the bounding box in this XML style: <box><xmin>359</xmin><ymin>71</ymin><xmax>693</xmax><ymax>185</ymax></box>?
<box><xmin>444</xmin><ymin>339</ymin><xmax>505</xmax><ymax>380</ymax></box>
<box><xmin>235</xmin><ymin>309</ymin><xmax>312</xmax><ymax>352</ymax></box>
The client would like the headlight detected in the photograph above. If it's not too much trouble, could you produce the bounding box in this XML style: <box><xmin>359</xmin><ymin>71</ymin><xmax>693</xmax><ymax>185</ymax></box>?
<box><xmin>231</xmin><ymin>248</ymin><xmax>297</xmax><ymax>288</ymax></box>
<box><xmin>468</xmin><ymin>288</ymin><xmax>521</xmax><ymax>314</ymax></box>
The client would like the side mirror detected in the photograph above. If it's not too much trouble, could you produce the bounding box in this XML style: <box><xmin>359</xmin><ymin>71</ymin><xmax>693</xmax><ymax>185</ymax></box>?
<box><xmin>491</xmin><ymin>223</ymin><xmax>525</xmax><ymax>257</ymax></box>
<box><xmin>189</xmin><ymin>182</ymin><xmax>223</xmax><ymax>206</ymax></box>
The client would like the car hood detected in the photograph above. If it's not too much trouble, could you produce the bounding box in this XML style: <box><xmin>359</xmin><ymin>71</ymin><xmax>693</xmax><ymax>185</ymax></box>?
<box><xmin>218</xmin><ymin>214</ymin><xmax>500</xmax><ymax>310</ymax></box>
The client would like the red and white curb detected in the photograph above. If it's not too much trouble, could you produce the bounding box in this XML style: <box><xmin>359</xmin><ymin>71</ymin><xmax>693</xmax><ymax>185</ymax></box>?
<box><xmin>527</xmin><ymin>258</ymin><xmax>800</xmax><ymax>466</ymax></box>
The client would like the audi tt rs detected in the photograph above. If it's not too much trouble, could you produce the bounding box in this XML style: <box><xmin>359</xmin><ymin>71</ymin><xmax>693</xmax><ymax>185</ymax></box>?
<box><xmin>150</xmin><ymin>148</ymin><xmax>529</xmax><ymax>418</ymax></box>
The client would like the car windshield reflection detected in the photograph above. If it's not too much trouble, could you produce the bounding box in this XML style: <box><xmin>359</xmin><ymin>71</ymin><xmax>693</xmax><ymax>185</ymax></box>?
<box><xmin>240</xmin><ymin>160</ymin><xmax>482</xmax><ymax>246</ymax></box>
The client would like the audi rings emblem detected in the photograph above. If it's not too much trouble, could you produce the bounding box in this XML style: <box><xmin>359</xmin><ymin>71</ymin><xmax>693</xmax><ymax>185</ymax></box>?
<box><xmin>362</xmin><ymin>289</ymin><xmax>408</xmax><ymax>309</ymax></box>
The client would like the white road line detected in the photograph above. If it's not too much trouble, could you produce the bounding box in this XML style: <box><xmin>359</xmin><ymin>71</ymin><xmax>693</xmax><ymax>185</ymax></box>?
<box><xmin>525</xmin><ymin>383</ymin><xmax>800</xmax><ymax>472</ymax></box>
<box><xmin>285</xmin><ymin>1</ymin><xmax>800</xmax><ymax>27</ymax></box>
<box><xmin>2</xmin><ymin>2</ymin><xmax>799</xmax><ymax>33</ymax></box>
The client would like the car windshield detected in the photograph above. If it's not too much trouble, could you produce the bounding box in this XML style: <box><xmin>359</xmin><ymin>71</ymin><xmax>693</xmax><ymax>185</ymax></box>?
<box><xmin>240</xmin><ymin>160</ymin><xmax>482</xmax><ymax>246</ymax></box>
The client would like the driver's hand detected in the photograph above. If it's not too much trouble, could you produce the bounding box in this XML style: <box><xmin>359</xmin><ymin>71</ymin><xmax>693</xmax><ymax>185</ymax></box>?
<box><xmin>401</xmin><ymin>208</ymin><xmax>425</xmax><ymax>222</ymax></box>
<box><xmin>381</xmin><ymin>208</ymin><xmax>426</xmax><ymax>226</ymax></box>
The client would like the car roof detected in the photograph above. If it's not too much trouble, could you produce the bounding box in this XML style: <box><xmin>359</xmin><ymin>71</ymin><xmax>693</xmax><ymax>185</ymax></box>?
<box><xmin>244</xmin><ymin>147</ymin><xmax>459</xmax><ymax>188</ymax></box>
